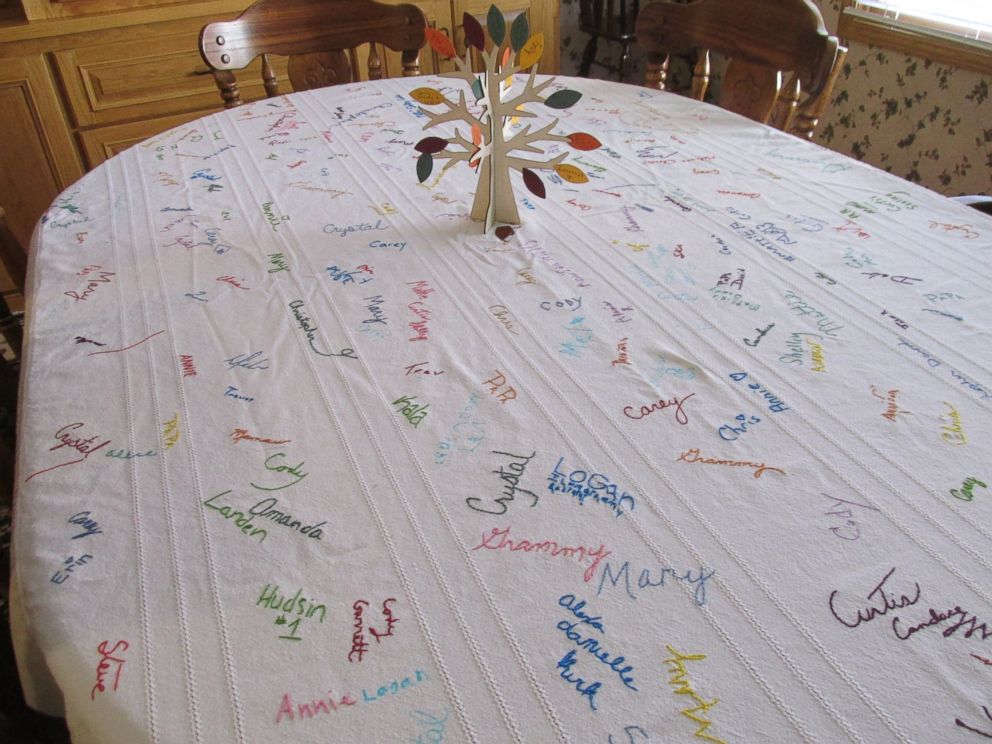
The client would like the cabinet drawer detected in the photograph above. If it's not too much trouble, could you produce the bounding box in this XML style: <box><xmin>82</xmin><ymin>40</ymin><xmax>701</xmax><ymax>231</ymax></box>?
<box><xmin>53</xmin><ymin>16</ymin><xmax>285</xmax><ymax>127</ymax></box>
<box><xmin>76</xmin><ymin>109</ymin><xmax>212</xmax><ymax>168</ymax></box>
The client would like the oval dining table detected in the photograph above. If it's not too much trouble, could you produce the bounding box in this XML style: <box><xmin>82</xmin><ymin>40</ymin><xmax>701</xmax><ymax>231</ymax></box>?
<box><xmin>9</xmin><ymin>72</ymin><xmax>992</xmax><ymax>744</ymax></box>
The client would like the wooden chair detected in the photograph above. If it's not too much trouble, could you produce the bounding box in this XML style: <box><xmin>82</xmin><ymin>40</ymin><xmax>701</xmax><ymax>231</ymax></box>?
<box><xmin>578</xmin><ymin>0</ymin><xmax>639</xmax><ymax>81</ymax></box>
<box><xmin>198</xmin><ymin>0</ymin><xmax>428</xmax><ymax>108</ymax></box>
<box><xmin>0</xmin><ymin>208</ymin><xmax>26</xmax><ymax>361</ymax></box>
<box><xmin>952</xmin><ymin>195</ymin><xmax>992</xmax><ymax>216</ymax></box>
<box><xmin>636</xmin><ymin>0</ymin><xmax>847</xmax><ymax>139</ymax></box>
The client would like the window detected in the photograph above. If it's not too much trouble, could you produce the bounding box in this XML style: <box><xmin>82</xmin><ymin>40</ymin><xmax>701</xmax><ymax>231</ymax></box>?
<box><xmin>839</xmin><ymin>0</ymin><xmax>992</xmax><ymax>74</ymax></box>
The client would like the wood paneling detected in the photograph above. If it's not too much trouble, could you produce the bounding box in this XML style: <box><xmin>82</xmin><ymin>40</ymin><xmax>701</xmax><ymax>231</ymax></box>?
<box><xmin>0</xmin><ymin>54</ymin><xmax>83</xmax><ymax>251</ymax></box>
<box><xmin>54</xmin><ymin>19</ymin><xmax>250</xmax><ymax>126</ymax></box>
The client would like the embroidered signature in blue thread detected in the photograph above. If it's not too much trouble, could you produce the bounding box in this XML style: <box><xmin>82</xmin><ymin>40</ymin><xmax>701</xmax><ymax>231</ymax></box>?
<box><xmin>225</xmin><ymin>351</ymin><xmax>270</xmax><ymax>370</ymax></box>
<box><xmin>556</xmin><ymin>593</ymin><xmax>638</xmax><ymax>691</ymax></box>
<box><xmin>323</xmin><ymin>220</ymin><xmax>388</xmax><ymax>238</ymax></box>
<box><xmin>68</xmin><ymin>511</ymin><xmax>102</xmax><ymax>539</ymax></box>
<box><xmin>548</xmin><ymin>457</ymin><xmax>635</xmax><ymax>518</ymax></box>
<box><xmin>596</xmin><ymin>560</ymin><xmax>716</xmax><ymax>607</ymax></box>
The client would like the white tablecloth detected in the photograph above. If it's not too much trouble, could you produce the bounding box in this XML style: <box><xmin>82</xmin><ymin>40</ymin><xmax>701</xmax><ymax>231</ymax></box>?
<box><xmin>11</xmin><ymin>74</ymin><xmax>992</xmax><ymax>743</ymax></box>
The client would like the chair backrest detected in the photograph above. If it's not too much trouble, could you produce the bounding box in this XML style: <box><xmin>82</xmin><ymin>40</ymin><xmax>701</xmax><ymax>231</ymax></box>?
<box><xmin>635</xmin><ymin>0</ymin><xmax>845</xmax><ymax>139</ymax></box>
<box><xmin>199</xmin><ymin>0</ymin><xmax>428</xmax><ymax>108</ymax></box>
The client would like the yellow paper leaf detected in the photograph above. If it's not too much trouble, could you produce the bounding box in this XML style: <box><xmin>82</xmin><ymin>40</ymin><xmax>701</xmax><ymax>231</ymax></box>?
<box><xmin>555</xmin><ymin>163</ymin><xmax>589</xmax><ymax>184</ymax></box>
<box><xmin>410</xmin><ymin>87</ymin><xmax>447</xmax><ymax>106</ymax></box>
<box><xmin>519</xmin><ymin>33</ymin><xmax>544</xmax><ymax>70</ymax></box>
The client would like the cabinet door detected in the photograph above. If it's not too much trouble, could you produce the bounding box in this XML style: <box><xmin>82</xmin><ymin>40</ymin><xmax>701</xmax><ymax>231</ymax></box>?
<box><xmin>451</xmin><ymin>0</ymin><xmax>560</xmax><ymax>74</ymax></box>
<box><xmin>53</xmin><ymin>16</ymin><xmax>284</xmax><ymax>127</ymax></box>
<box><xmin>0</xmin><ymin>54</ymin><xmax>84</xmax><ymax>252</ymax></box>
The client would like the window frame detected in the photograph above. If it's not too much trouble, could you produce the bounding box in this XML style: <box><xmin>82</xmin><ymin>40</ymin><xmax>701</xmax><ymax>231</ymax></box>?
<box><xmin>838</xmin><ymin>0</ymin><xmax>992</xmax><ymax>75</ymax></box>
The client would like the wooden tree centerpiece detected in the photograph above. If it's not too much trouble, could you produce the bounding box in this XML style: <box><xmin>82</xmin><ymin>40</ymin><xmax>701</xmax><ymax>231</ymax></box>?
<box><xmin>412</xmin><ymin>5</ymin><xmax>602</xmax><ymax>231</ymax></box>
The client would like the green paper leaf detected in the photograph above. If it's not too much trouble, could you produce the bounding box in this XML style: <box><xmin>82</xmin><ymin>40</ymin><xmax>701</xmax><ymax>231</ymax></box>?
<box><xmin>415</xmin><ymin>136</ymin><xmax>448</xmax><ymax>154</ymax></box>
<box><xmin>471</xmin><ymin>77</ymin><xmax>484</xmax><ymax>101</ymax></box>
<box><xmin>464</xmin><ymin>12</ymin><xmax>486</xmax><ymax>51</ymax></box>
<box><xmin>487</xmin><ymin>5</ymin><xmax>506</xmax><ymax>47</ymax></box>
<box><xmin>510</xmin><ymin>12</ymin><xmax>529</xmax><ymax>52</ymax></box>
<box><xmin>544</xmin><ymin>89</ymin><xmax>583</xmax><ymax>109</ymax></box>
<box><xmin>416</xmin><ymin>152</ymin><xmax>433</xmax><ymax>183</ymax></box>
<box><xmin>522</xmin><ymin>168</ymin><xmax>546</xmax><ymax>199</ymax></box>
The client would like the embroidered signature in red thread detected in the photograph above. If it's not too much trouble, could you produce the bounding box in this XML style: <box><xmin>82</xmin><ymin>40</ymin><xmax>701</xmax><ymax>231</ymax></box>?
<box><xmin>217</xmin><ymin>275</ymin><xmax>250</xmax><ymax>290</ymax></box>
<box><xmin>26</xmin><ymin>423</ymin><xmax>112</xmax><ymax>482</ymax></box>
<box><xmin>65</xmin><ymin>268</ymin><xmax>116</xmax><ymax>302</ymax></box>
<box><xmin>87</xmin><ymin>330</ymin><xmax>165</xmax><ymax>356</ymax></box>
<box><xmin>348</xmin><ymin>600</ymin><xmax>370</xmax><ymax>663</ymax></box>
<box><xmin>472</xmin><ymin>525</ymin><xmax>611</xmax><ymax>582</ymax></box>
<box><xmin>369</xmin><ymin>598</ymin><xmax>398</xmax><ymax>642</ymax></box>
<box><xmin>348</xmin><ymin>598</ymin><xmax>398</xmax><ymax>662</ymax></box>
<box><xmin>91</xmin><ymin>640</ymin><xmax>128</xmax><ymax>700</ymax></box>
<box><xmin>623</xmin><ymin>393</ymin><xmax>695</xmax><ymax>425</ymax></box>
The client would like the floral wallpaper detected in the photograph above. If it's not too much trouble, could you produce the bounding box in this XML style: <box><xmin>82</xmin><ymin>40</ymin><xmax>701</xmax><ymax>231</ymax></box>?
<box><xmin>560</xmin><ymin>0</ymin><xmax>992</xmax><ymax>196</ymax></box>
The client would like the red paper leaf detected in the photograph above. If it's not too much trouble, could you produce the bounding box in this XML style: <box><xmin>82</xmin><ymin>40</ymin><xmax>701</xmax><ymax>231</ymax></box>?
<box><xmin>522</xmin><ymin>168</ymin><xmax>546</xmax><ymax>199</ymax></box>
<box><xmin>495</xmin><ymin>225</ymin><xmax>515</xmax><ymax>241</ymax></box>
<box><xmin>415</xmin><ymin>136</ymin><xmax>449</xmax><ymax>154</ymax></box>
<box><xmin>567</xmin><ymin>132</ymin><xmax>602</xmax><ymax>151</ymax></box>
<box><xmin>463</xmin><ymin>12</ymin><xmax>486</xmax><ymax>51</ymax></box>
<box><xmin>425</xmin><ymin>27</ymin><xmax>457</xmax><ymax>59</ymax></box>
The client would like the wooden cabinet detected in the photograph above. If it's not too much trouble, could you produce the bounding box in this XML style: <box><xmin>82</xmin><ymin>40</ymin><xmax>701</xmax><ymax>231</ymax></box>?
<box><xmin>455</xmin><ymin>0</ymin><xmax>559</xmax><ymax>74</ymax></box>
<box><xmin>0</xmin><ymin>0</ymin><xmax>559</xmax><ymax>296</ymax></box>
<box><xmin>0</xmin><ymin>54</ymin><xmax>83</xmax><ymax>252</ymax></box>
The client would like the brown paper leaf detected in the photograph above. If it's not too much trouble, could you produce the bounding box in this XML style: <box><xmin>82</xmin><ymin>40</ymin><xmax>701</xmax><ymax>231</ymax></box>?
<box><xmin>495</xmin><ymin>225</ymin><xmax>515</xmax><ymax>241</ymax></box>
<box><xmin>415</xmin><ymin>136</ymin><xmax>449</xmax><ymax>154</ymax></box>
<box><xmin>464</xmin><ymin>12</ymin><xmax>486</xmax><ymax>51</ymax></box>
<box><xmin>522</xmin><ymin>168</ymin><xmax>547</xmax><ymax>198</ymax></box>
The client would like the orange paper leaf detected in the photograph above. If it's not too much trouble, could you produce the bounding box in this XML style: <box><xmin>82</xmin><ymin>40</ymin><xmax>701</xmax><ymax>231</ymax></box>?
<box><xmin>567</xmin><ymin>132</ymin><xmax>602</xmax><ymax>151</ymax></box>
<box><xmin>471</xmin><ymin>122</ymin><xmax>483</xmax><ymax>146</ymax></box>
<box><xmin>555</xmin><ymin>163</ymin><xmax>589</xmax><ymax>184</ymax></box>
<box><xmin>425</xmin><ymin>27</ymin><xmax>457</xmax><ymax>58</ymax></box>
